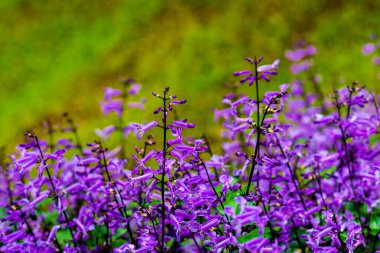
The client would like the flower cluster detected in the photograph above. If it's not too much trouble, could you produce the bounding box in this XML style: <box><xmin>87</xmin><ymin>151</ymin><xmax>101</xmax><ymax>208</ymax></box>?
<box><xmin>0</xmin><ymin>43</ymin><xmax>379</xmax><ymax>253</ymax></box>
<box><xmin>362</xmin><ymin>37</ymin><xmax>380</xmax><ymax>80</ymax></box>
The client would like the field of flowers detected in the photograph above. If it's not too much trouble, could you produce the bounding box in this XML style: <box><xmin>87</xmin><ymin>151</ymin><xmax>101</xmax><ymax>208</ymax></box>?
<box><xmin>1</xmin><ymin>39</ymin><xmax>380</xmax><ymax>252</ymax></box>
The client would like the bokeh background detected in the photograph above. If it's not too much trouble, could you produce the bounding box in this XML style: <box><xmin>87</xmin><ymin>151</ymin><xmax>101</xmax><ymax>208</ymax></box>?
<box><xmin>1</xmin><ymin>0</ymin><xmax>380</xmax><ymax>151</ymax></box>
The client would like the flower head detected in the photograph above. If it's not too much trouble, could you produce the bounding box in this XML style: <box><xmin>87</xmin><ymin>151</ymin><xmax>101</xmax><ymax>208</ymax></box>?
<box><xmin>234</xmin><ymin>57</ymin><xmax>279</xmax><ymax>85</ymax></box>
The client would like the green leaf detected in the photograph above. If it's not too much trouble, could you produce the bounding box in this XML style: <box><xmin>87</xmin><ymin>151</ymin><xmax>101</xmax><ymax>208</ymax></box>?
<box><xmin>87</xmin><ymin>224</ymin><xmax>108</xmax><ymax>248</ymax></box>
<box><xmin>56</xmin><ymin>228</ymin><xmax>73</xmax><ymax>244</ymax></box>
<box><xmin>237</xmin><ymin>227</ymin><xmax>272</xmax><ymax>244</ymax></box>
<box><xmin>113</xmin><ymin>227</ymin><xmax>127</xmax><ymax>238</ymax></box>
<box><xmin>110</xmin><ymin>238</ymin><xmax>125</xmax><ymax>248</ymax></box>
<box><xmin>44</xmin><ymin>210</ymin><xmax>58</xmax><ymax>225</ymax></box>
<box><xmin>0</xmin><ymin>207</ymin><xmax>6</xmax><ymax>217</ymax></box>
<box><xmin>216</xmin><ymin>196</ymin><xmax>239</xmax><ymax>216</ymax></box>
<box><xmin>369</xmin><ymin>214</ymin><xmax>380</xmax><ymax>235</ymax></box>
<box><xmin>319</xmin><ymin>166</ymin><xmax>337</xmax><ymax>178</ymax></box>
<box><xmin>370</xmin><ymin>134</ymin><xmax>380</xmax><ymax>145</ymax></box>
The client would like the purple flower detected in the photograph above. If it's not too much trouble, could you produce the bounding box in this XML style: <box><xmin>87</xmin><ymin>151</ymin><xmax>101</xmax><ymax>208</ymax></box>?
<box><xmin>132</xmin><ymin>121</ymin><xmax>158</xmax><ymax>140</ymax></box>
<box><xmin>200</xmin><ymin>218</ymin><xmax>220</xmax><ymax>233</ymax></box>
<box><xmin>104</xmin><ymin>87</ymin><xmax>121</xmax><ymax>100</ymax></box>
<box><xmin>285</xmin><ymin>45</ymin><xmax>317</xmax><ymax>61</ymax></box>
<box><xmin>373</xmin><ymin>56</ymin><xmax>380</xmax><ymax>65</ymax></box>
<box><xmin>290</xmin><ymin>60</ymin><xmax>313</xmax><ymax>74</ymax></box>
<box><xmin>100</xmin><ymin>99</ymin><xmax>122</xmax><ymax>116</ymax></box>
<box><xmin>362</xmin><ymin>43</ymin><xmax>376</xmax><ymax>55</ymax></box>
<box><xmin>219</xmin><ymin>175</ymin><xmax>233</xmax><ymax>196</ymax></box>
<box><xmin>128</xmin><ymin>98</ymin><xmax>146</xmax><ymax>110</ymax></box>
<box><xmin>131</xmin><ymin>172</ymin><xmax>153</xmax><ymax>183</ymax></box>
<box><xmin>234</xmin><ymin>58</ymin><xmax>280</xmax><ymax>85</ymax></box>
<box><xmin>94</xmin><ymin>125</ymin><xmax>116</xmax><ymax>140</ymax></box>
<box><xmin>128</xmin><ymin>83</ymin><xmax>141</xmax><ymax>95</ymax></box>
<box><xmin>171</xmin><ymin>120</ymin><xmax>195</xmax><ymax>129</ymax></box>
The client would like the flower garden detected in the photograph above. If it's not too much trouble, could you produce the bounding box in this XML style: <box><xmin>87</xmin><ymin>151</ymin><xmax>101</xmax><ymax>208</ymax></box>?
<box><xmin>1</xmin><ymin>39</ymin><xmax>380</xmax><ymax>253</ymax></box>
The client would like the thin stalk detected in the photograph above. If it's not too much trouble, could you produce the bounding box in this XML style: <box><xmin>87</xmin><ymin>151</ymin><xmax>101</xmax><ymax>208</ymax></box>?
<box><xmin>314</xmin><ymin>166</ymin><xmax>347</xmax><ymax>252</ymax></box>
<box><xmin>346</xmin><ymin>87</ymin><xmax>353</xmax><ymax>119</ymax></box>
<box><xmin>202</xmin><ymin>134</ymin><xmax>219</xmax><ymax>179</ymax></box>
<box><xmin>290</xmin><ymin>218</ymin><xmax>305</xmax><ymax>253</ymax></box>
<box><xmin>119</xmin><ymin>82</ymin><xmax>128</xmax><ymax>160</ymax></box>
<box><xmin>141</xmin><ymin>206</ymin><xmax>161</xmax><ymax>249</ymax></box>
<box><xmin>46</xmin><ymin>119</ymin><xmax>55</xmax><ymax>153</ymax></box>
<box><xmin>307</xmin><ymin>71</ymin><xmax>327</xmax><ymax>114</ymax></box>
<box><xmin>104</xmin><ymin>214</ymin><xmax>110</xmax><ymax>250</ymax></box>
<box><xmin>372</xmin><ymin>232</ymin><xmax>379</xmax><ymax>252</ymax></box>
<box><xmin>246</xmin><ymin>99</ymin><xmax>275</xmax><ymax>195</ymax></box>
<box><xmin>332</xmin><ymin>213</ymin><xmax>347</xmax><ymax>253</ymax></box>
<box><xmin>372</xmin><ymin>93</ymin><xmax>380</xmax><ymax>122</ymax></box>
<box><xmin>54</xmin><ymin>237</ymin><xmax>63</xmax><ymax>253</ymax></box>
<box><xmin>254</xmin><ymin>57</ymin><xmax>260</xmax><ymax>152</ymax></box>
<box><xmin>98</xmin><ymin>142</ymin><xmax>136</xmax><ymax>245</ymax></box>
<box><xmin>63</xmin><ymin>113</ymin><xmax>83</xmax><ymax>153</ymax></box>
<box><xmin>34</xmin><ymin>135</ymin><xmax>76</xmax><ymax>247</ymax></box>
<box><xmin>139</xmin><ymin>141</ymin><xmax>149</xmax><ymax>206</ymax></box>
<box><xmin>275</xmin><ymin>134</ymin><xmax>308</xmax><ymax>210</ymax></box>
<box><xmin>24</xmin><ymin>217</ymin><xmax>37</xmax><ymax>242</ymax></box>
<box><xmin>1</xmin><ymin>158</ymin><xmax>13</xmax><ymax>205</ymax></box>
<box><xmin>261</xmin><ymin>200</ymin><xmax>276</xmax><ymax>240</ymax></box>
<box><xmin>315</xmin><ymin>166</ymin><xmax>328</xmax><ymax>209</ymax></box>
<box><xmin>333</xmin><ymin>91</ymin><xmax>365</xmax><ymax>246</ymax></box>
<box><xmin>246</xmin><ymin>57</ymin><xmax>261</xmax><ymax>195</ymax></box>
<box><xmin>190</xmin><ymin>232</ymin><xmax>202</xmax><ymax>253</ymax></box>
<box><xmin>161</xmin><ymin>91</ymin><xmax>168</xmax><ymax>253</ymax></box>
<box><xmin>199</xmin><ymin>159</ymin><xmax>231</xmax><ymax>224</ymax></box>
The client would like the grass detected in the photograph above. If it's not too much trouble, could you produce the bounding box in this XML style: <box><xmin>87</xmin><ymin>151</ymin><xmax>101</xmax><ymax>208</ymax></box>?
<box><xmin>1</xmin><ymin>0</ymin><xmax>380</xmax><ymax>150</ymax></box>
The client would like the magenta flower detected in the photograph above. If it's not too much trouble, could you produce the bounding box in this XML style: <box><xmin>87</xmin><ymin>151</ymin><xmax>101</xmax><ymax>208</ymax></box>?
<box><xmin>132</xmin><ymin>121</ymin><xmax>158</xmax><ymax>140</ymax></box>
<box><xmin>362</xmin><ymin>43</ymin><xmax>376</xmax><ymax>55</ymax></box>
<box><xmin>104</xmin><ymin>87</ymin><xmax>121</xmax><ymax>100</ymax></box>
<box><xmin>234</xmin><ymin>58</ymin><xmax>280</xmax><ymax>84</ymax></box>
<box><xmin>100</xmin><ymin>99</ymin><xmax>122</xmax><ymax>116</ymax></box>
<box><xmin>94</xmin><ymin>125</ymin><xmax>116</xmax><ymax>140</ymax></box>
<box><xmin>128</xmin><ymin>83</ymin><xmax>142</xmax><ymax>95</ymax></box>
<box><xmin>285</xmin><ymin>45</ymin><xmax>317</xmax><ymax>61</ymax></box>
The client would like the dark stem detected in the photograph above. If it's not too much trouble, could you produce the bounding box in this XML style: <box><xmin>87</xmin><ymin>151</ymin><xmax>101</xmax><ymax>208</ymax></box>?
<box><xmin>245</xmin><ymin>94</ymin><xmax>276</xmax><ymax>195</ymax></box>
<box><xmin>62</xmin><ymin>211</ymin><xmax>76</xmax><ymax>247</ymax></box>
<box><xmin>119</xmin><ymin>83</ymin><xmax>127</xmax><ymax>160</ymax></box>
<box><xmin>161</xmin><ymin>92</ymin><xmax>168</xmax><ymax>253</ymax></box>
<box><xmin>139</xmin><ymin>141</ymin><xmax>149</xmax><ymax>206</ymax></box>
<box><xmin>246</xmin><ymin>57</ymin><xmax>260</xmax><ymax>195</ymax></box>
<box><xmin>315</xmin><ymin>166</ymin><xmax>328</xmax><ymax>209</ymax></box>
<box><xmin>64</xmin><ymin>114</ymin><xmax>83</xmax><ymax>154</ymax></box>
<box><xmin>199</xmin><ymin>159</ymin><xmax>231</xmax><ymax>225</ymax></box>
<box><xmin>290</xmin><ymin>217</ymin><xmax>305</xmax><ymax>253</ymax></box>
<box><xmin>141</xmin><ymin>206</ymin><xmax>161</xmax><ymax>249</ymax></box>
<box><xmin>202</xmin><ymin>134</ymin><xmax>220</xmax><ymax>179</ymax></box>
<box><xmin>372</xmin><ymin>231</ymin><xmax>379</xmax><ymax>252</ymax></box>
<box><xmin>346</xmin><ymin>86</ymin><xmax>353</xmax><ymax>119</ymax></box>
<box><xmin>54</xmin><ymin>237</ymin><xmax>63</xmax><ymax>253</ymax></box>
<box><xmin>98</xmin><ymin>141</ymin><xmax>136</xmax><ymax>245</ymax></box>
<box><xmin>104</xmin><ymin>214</ymin><xmax>110</xmax><ymax>250</ymax></box>
<box><xmin>33</xmin><ymin>135</ymin><xmax>77</xmax><ymax>247</ymax></box>
<box><xmin>275</xmin><ymin>135</ymin><xmax>308</xmax><ymax>211</ymax></box>
<box><xmin>46</xmin><ymin>119</ymin><xmax>55</xmax><ymax>153</ymax></box>
<box><xmin>24</xmin><ymin>216</ymin><xmax>37</xmax><ymax>242</ymax></box>
<box><xmin>333</xmin><ymin>91</ymin><xmax>365</xmax><ymax>246</ymax></box>
<box><xmin>34</xmin><ymin>136</ymin><xmax>57</xmax><ymax>194</ymax></box>
<box><xmin>261</xmin><ymin>200</ymin><xmax>276</xmax><ymax>240</ymax></box>
<box><xmin>372</xmin><ymin>92</ymin><xmax>380</xmax><ymax>123</ymax></box>
<box><xmin>332</xmin><ymin>213</ymin><xmax>347</xmax><ymax>253</ymax></box>
<box><xmin>190</xmin><ymin>232</ymin><xmax>202</xmax><ymax>253</ymax></box>
<box><xmin>307</xmin><ymin>71</ymin><xmax>327</xmax><ymax>114</ymax></box>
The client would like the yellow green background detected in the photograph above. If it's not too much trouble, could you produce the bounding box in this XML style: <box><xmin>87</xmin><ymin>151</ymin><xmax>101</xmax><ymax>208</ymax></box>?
<box><xmin>1</xmin><ymin>0</ymin><xmax>380</xmax><ymax>150</ymax></box>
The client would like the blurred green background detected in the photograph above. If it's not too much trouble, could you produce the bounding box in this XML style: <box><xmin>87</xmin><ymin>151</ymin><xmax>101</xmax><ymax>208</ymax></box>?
<box><xmin>1</xmin><ymin>0</ymin><xmax>380</xmax><ymax>151</ymax></box>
